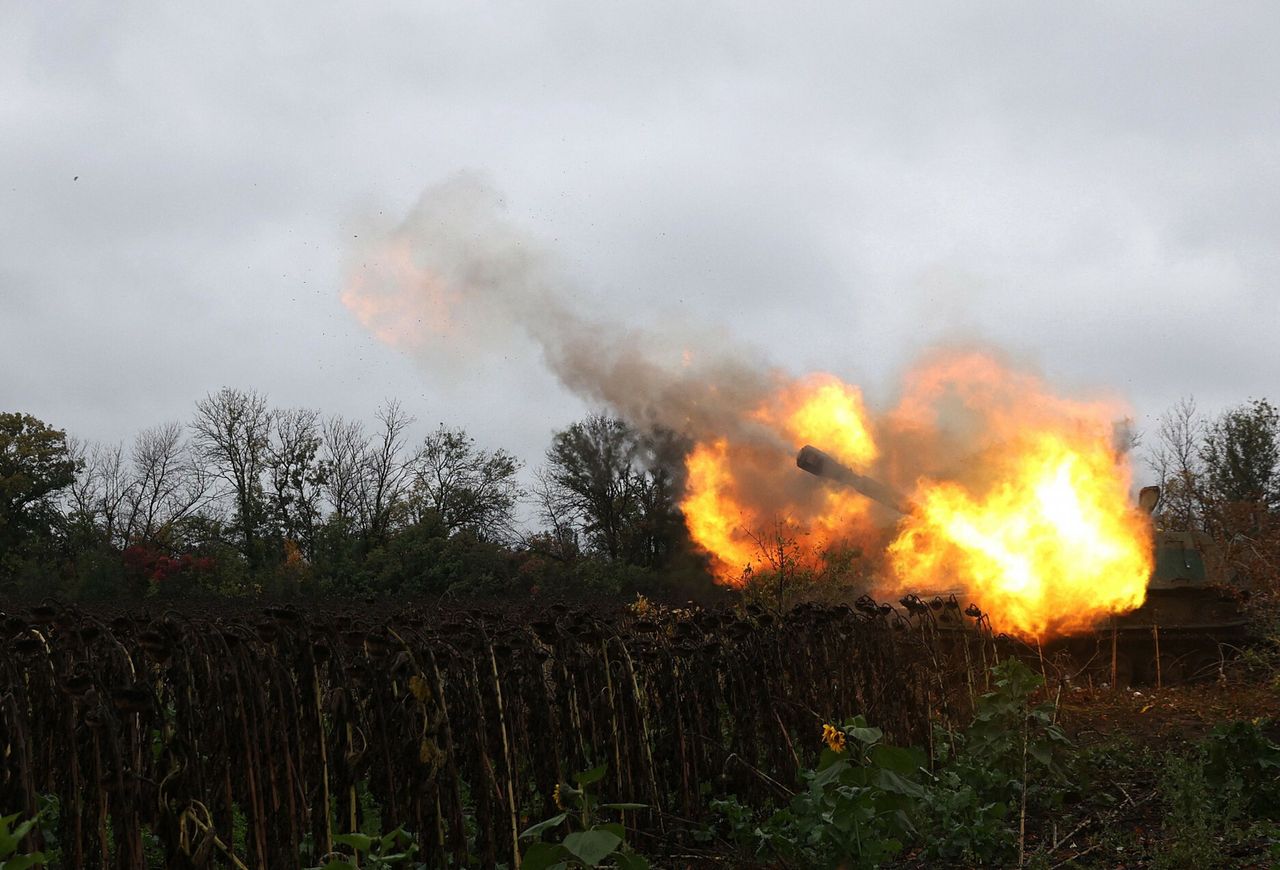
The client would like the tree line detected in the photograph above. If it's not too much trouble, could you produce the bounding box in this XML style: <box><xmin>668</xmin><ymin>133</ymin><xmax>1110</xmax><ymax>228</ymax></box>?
<box><xmin>1145</xmin><ymin>396</ymin><xmax>1280</xmax><ymax>588</ymax></box>
<box><xmin>0</xmin><ymin>389</ymin><xmax>710</xmax><ymax>601</ymax></box>
<box><xmin>3</xmin><ymin>390</ymin><xmax>1277</xmax><ymax>602</ymax></box>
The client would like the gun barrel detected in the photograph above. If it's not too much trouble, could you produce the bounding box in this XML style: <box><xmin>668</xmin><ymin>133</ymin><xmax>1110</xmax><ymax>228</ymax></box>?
<box><xmin>796</xmin><ymin>445</ymin><xmax>914</xmax><ymax>515</ymax></box>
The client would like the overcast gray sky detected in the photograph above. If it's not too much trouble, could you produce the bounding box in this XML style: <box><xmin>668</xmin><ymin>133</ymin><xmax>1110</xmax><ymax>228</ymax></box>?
<box><xmin>3</xmin><ymin>1</ymin><xmax>1278</xmax><ymax>479</ymax></box>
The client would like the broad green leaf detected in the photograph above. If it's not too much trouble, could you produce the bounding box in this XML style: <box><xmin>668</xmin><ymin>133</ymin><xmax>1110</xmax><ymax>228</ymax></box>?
<box><xmin>596</xmin><ymin>822</ymin><xmax>625</xmax><ymax>840</ymax></box>
<box><xmin>600</xmin><ymin>803</ymin><xmax>647</xmax><ymax>811</ymax></box>
<box><xmin>830</xmin><ymin>799</ymin><xmax>857</xmax><ymax>832</ymax></box>
<box><xmin>871</xmin><ymin>744</ymin><xmax>924</xmax><ymax>774</ymax></box>
<box><xmin>892</xmin><ymin>807</ymin><xmax>918</xmax><ymax>836</ymax></box>
<box><xmin>521</xmin><ymin>841</ymin><xmax>571</xmax><ymax>870</ymax></box>
<box><xmin>519</xmin><ymin>812</ymin><xmax>568</xmax><ymax>840</ymax></box>
<box><xmin>562</xmin><ymin>829</ymin><xmax>623</xmax><ymax>867</ymax></box>
<box><xmin>848</xmin><ymin>725</ymin><xmax>883</xmax><ymax>745</ymax></box>
<box><xmin>816</xmin><ymin>748</ymin><xmax>844</xmax><ymax>771</ymax></box>
<box><xmin>9</xmin><ymin>817</ymin><xmax>37</xmax><ymax>843</ymax></box>
<box><xmin>575</xmin><ymin>764</ymin><xmax>608</xmax><ymax>786</ymax></box>
<box><xmin>811</xmin><ymin>758</ymin><xmax>849</xmax><ymax>790</ymax></box>
<box><xmin>875</xmin><ymin>768</ymin><xmax>924</xmax><ymax>798</ymax></box>
<box><xmin>333</xmin><ymin>832</ymin><xmax>374</xmax><ymax>851</ymax></box>
<box><xmin>3</xmin><ymin>855</ymin><xmax>48</xmax><ymax>870</ymax></box>
<box><xmin>614</xmin><ymin>853</ymin><xmax>650</xmax><ymax>870</ymax></box>
<box><xmin>379</xmin><ymin>826</ymin><xmax>411</xmax><ymax>849</ymax></box>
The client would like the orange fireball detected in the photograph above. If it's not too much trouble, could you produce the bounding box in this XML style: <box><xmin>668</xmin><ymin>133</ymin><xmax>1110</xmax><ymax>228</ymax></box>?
<box><xmin>683</xmin><ymin>439</ymin><xmax>761</xmax><ymax>581</ymax></box>
<box><xmin>755</xmin><ymin>374</ymin><xmax>878</xmax><ymax>469</ymax></box>
<box><xmin>888</xmin><ymin>430</ymin><xmax>1153</xmax><ymax>639</ymax></box>
<box><xmin>679</xmin><ymin>352</ymin><xmax>1154</xmax><ymax>639</ymax></box>
<box><xmin>680</xmin><ymin>374</ymin><xmax>879</xmax><ymax>584</ymax></box>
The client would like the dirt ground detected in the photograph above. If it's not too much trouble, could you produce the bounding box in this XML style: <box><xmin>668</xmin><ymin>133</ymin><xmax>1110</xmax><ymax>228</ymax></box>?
<box><xmin>1060</xmin><ymin>677</ymin><xmax>1280</xmax><ymax>746</ymax></box>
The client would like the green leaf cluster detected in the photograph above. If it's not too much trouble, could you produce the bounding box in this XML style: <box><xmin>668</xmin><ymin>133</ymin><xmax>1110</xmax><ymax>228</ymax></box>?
<box><xmin>717</xmin><ymin>715</ymin><xmax>927</xmax><ymax>869</ymax></box>
<box><xmin>308</xmin><ymin>826</ymin><xmax>417</xmax><ymax>869</ymax></box>
<box><xmin>917</xmin><ymin>658</ymin><xmax>1071</xmax><ymax>864</ymax></box>
<box><xmin>519</xmin><ymin>764</ymin><xmax>650</xmax><ymax>870</ymax></box>
<box><xmin>0</xmin><ymin>807</ymin><xmax>46</xmax><ymax>870</ymax></box>
<box><xmin>711</xmin><ymin>658</ymin><xmax>1073</xmax><ymax>868</ymax></box>
<box><xmin>1202</xmin><ymin>718</ymin><xmax>1280</xmax><ymax>818</ymax></box>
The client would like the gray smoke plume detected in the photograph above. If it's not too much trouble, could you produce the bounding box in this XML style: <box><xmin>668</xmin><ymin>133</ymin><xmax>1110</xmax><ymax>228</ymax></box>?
<box><xmin>344</xmin><ymin>173</ymin><xmax>788</xmax><ymax>449</ymax></box>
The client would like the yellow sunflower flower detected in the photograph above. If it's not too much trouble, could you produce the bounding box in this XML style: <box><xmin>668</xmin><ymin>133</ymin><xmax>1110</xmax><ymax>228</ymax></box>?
<box><xmin>822</xmin><ymin>723</ymin><xmax>846</xmax><ymax>753</ymax></box>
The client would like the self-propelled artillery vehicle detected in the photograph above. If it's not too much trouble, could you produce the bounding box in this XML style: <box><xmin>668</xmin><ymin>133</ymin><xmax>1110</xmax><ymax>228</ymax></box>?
<box><xmin>796</xmin><ymin>444</ymin><xmax>1249</xmax><ymax>685</ymax></box>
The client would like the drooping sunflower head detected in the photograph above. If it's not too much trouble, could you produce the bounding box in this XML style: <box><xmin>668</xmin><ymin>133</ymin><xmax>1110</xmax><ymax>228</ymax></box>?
<box><xmin>821</xmin><ymin>723</ymin><xmax>847</xmax><ymax>753</ymax></box>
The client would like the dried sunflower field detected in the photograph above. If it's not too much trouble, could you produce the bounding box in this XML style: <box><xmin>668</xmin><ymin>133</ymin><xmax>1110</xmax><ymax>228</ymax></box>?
<box><xmin>0</xmin><ymin>598</ymin><xmax>986</xmax><ymax>867</ymax></box>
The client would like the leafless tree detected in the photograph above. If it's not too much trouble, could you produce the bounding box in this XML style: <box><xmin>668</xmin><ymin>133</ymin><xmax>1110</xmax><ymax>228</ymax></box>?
<box><xmin>65</xmin><ymin>424</ymin><xmax>213</xmax><ymax>551</ymax></box>
<box><xmin>65</xmin><ymin>439</ymin><xmax>134</xmax><ymax>546</ymax></box>
<box><xmin>1145</xmin><ymin>396</ymin><xmax>1207</xmax><ymax>531</ymax></box>
<box><xmin>356</xmin><ymin>400</ymin><xmax>414</xmax><ymax>545</ymax></box>
<box><xmin>320</xmin><ymin>415</ymin><xmax>368</xmax><ymax>526</ymax></box>
<box><xmin>127</xmin><ymin>422</ymin><xmax>213</xmax><ymax>544</ymax></box>
<box><xmin>192</xmin><ymin>388</ymin><xmax>273</xmax><ymax>567</ymax></box>
<box><xmin>744</xmin><ymin>517</ymin><xmax>804</xmax><ymax>613</ymax></box>
<box><xmin>527</xmin><ymin>466</ymin><xmax>581</xmax><ymax>560</ymax></box>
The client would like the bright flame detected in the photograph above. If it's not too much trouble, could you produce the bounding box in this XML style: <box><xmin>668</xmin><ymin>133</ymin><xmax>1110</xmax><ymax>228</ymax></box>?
<box><xmin>680</xmin><ymin>374</ymin><xmax>878</xmax><ymax>584</ymax></box>
<box><xmin>682</xmin><ymin>440</ymin><xmax>761</xmax><ymax>580</ymax></box>
<box><xmin>888</xmin><ymin>431</ymin><xmax>1152</xmax><ymax>638</ymax></box>
<box><xmin>755</xmin><ymin>374</ymin><xmax>878</xmax><ymax>469</ymax></box>
<box><xmin>679</xmin><ymin>353</ymin><xmax>1154</xmax><ymax>638</ymax></box>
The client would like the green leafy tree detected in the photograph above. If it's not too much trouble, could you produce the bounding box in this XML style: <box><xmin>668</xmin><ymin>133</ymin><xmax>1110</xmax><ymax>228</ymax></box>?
<box><xmin>409</xmin><ymin>425</ymin><xmax>522</xmax><ymax>541</ymax></box>
<box><xmin>267</xmin><ymin>407</ymin><xmax>327</xmax><ymax>560</ymax></box>
<box><xmin>359</xmin><ymin>512</ymin><xmax>510</xmax><ymax>597</ymax></box>
<box><xmin>623</xmin><ymin>427</ymin><xmax>688</xmax><ymax>568</ymax></box>
<box><xmin>0</xmin><ymin>412</ymin><xmax>80</xmax><ymax>587</ymax></box>
<box><xmin>544</xmin><ymin>414</ymin><xmax>641</xmax><ymax>561</ymax></box>
<box><xmin>541</xmin><ymin>415</ymin><xmax>685</xmax><ymax>567</ymax></box>
<box><xmin>1201</xmin><ymin>398</ymin><xmax>1279</xmax><ymax>515</ymax></box>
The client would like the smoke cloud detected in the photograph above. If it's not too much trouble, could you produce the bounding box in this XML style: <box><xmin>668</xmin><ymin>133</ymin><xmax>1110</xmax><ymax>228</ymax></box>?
<box><xmin>343</xmin><ymin>174</ymin><xmax>788</xmax><ymax>450</ymax></box>
<box><xmin>342</xmin><ymin>175</ymin><xmax>1132</xmax><ymax>492</ymax></box>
